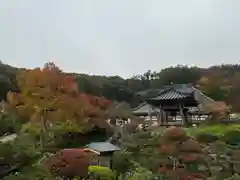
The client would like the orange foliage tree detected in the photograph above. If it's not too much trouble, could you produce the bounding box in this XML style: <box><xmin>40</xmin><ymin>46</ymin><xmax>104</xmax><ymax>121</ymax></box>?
<box><xmin>7</xmin><ymin>62</ymin><xmax>112</xmax><ymax>134</ymax></box>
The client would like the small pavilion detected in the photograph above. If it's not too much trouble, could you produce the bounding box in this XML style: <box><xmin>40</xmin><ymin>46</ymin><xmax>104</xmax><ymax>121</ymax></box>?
<box><xmin>84</xmin><ymin>142</ymin><xmax>120</xmax><ymax>168</ymax></box>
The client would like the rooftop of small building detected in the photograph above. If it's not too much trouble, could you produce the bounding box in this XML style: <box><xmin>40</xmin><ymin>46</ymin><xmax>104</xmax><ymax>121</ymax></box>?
<box><xmin>85</xmin><ymin>142</ymin><xmax>120</xmax><ymax>153</ymax></box>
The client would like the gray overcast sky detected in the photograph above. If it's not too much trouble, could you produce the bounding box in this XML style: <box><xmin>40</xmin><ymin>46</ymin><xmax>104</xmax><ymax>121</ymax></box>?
<box><xmin>0</xmin><ymin>0</ymin><xmax>240</xmax><ymax>78</ymax></box>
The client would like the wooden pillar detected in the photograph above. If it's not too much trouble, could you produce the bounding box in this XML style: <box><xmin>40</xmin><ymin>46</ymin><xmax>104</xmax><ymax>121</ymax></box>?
<box><xmin>148</xmin><ymin>105</ymin><xmax>152</xmax><ymax>121</ymax></box>
<box><xmin>159</xmin><ymin>104</ymin><xmax>163</xmax><ymax>125</ymax></box>
<box><xmin>156</xmin><ymin>109</ymin><xmax>161</xmax><ymax>125</ymax></box>
<box><xmin>165</xmin><ymin>111</ymin><xmax>169</xmax><ymax>124</ymax></box>
<box><xmin>183</xmin><ymin>109</ymin><xmax>190</xmax><ymax>127</ymax></box>
<box><xmin>162</xmin><ymin>110</ymin><xmax>167</xmax><ymax>125</ymax></box>
<box><xmin>179</xmin><ymin>104</ymin><xmax>185</xmax><ymax>126</ymax></box>
<box><xmin>109</xmin><ymin>156</ymin><xmax>113</xmax><ymax>169</ymax></box>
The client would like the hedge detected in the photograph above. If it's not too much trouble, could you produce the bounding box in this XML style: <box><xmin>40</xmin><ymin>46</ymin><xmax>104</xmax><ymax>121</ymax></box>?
<box><xmin>88</xmin><ymin>165</ymin><xmax>116</xmax><ymax>180</ymax></box>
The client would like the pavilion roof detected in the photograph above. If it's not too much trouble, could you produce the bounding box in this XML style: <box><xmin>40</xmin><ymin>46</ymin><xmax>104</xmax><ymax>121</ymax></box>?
<box><xmin>132</xmin><ymin>102</ymin><xmax>160</xmax><ymax>115</ymax></box>
<box><xmin>145</xmin><ymin>85</ymin><xmax>197</xmax><ymax>107</ymax></box>
<box><xmin>149</xmin><ymin>89</ymin><xmax>190</xmax><ymax>100</ymax></box>
<box><xmin>147</xmin><ymin>84</ymin><xmax>215</xmax><ymax>102</ymax></box>
<box><xmin>85</xmin><ymin>142</ymin><xmax>120</xmax><ymax>154</ymax></box>
<box><xmin>135</xmin><ymin>84</ymin><xmax>217</xmax><ymax>114</ymax></box>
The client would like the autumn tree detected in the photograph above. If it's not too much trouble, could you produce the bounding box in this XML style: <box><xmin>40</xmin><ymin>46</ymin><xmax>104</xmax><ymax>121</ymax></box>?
<box><xmin>7</xmin><ymin>62</ymin><xmax>111</xmax><ymax>148</ymax></box>
<box><xmin>43</xmin><ymin>148</ymin><xmax>89</xmax><ymax>179</ymax></box>
<box><xmin>228</xmin><ymin>72</ymin><xmax>240</xmax><ymax>112</ymax></box>
<box><xmin>197</xmin><ymin>72</ymin><xmax>231</xmax><ymax>102</ymax></box>
<box><xmin>107</xmin><ymin>101</ymin><xmax>133</xmax><ymax>123</ymax></box>
<box><xmin>201</xmin><ymin>101</ymin><xmax>230</xmax><ymax>122</ymax></box>
<box><xmin>158</xmin><ymin>127</ymin><xmax>210</xmax><ymax>180</ymax></box>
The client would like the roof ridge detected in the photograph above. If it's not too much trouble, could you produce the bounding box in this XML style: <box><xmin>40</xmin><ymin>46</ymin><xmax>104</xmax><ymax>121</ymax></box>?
<box><xmin>157</xmin><ymin>86</ymin><xmax>173</xmax><ymax>95</ymax></box>
<box><xmin>191</xmin><ymin>86</ymin><xmax>216</xmax><ymax>103</ymax></box>
<box><xmin>132</xmin><ymin>102</ymin><xmax>147</xmax><ymax>111</ymax></box>
<box><xmin>157</xmin><ymin>88</ymin><xmax>190</xmax><ymax>97</ymax></box>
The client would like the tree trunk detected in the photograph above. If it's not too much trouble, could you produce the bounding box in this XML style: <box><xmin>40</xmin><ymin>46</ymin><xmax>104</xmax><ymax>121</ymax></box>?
<box><xmin>40</xmin><ymin>109</ymin><xmax>47</xmax><ymax>149</ymax></box>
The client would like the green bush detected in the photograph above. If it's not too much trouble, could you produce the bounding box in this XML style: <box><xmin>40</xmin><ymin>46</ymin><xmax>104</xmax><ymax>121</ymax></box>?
<box><xmin>224</xmin><ymin>174</ymin><xmax>240</xmax><ymax>180</ymax></box>
<box><xmin>4</xmin><ymin>165</ymin><xmax>54</xmax><ymax>180</ymax></box>
<box><xmin>221</xmin><ymin>130</ymin><xmax>240</xmax><ymax>145</ymax></box>
<box><xmin>112</xmin><ymin>151</ymin><xmax>133</xmax><ymax>175</ymax></box>
<box><xmin>195</xmin><ymin>132</ymin><xmax>218</xmax><ymax>143</ymax></box>
<box><xmin>88</xmin><ymin>165</ymin><xmax>116</xmax><ymax>180</ymax></box>
<box><xmin>124</xmin><ymin>164</ymin><xmax>153</xmax><ymax>180</ymax></box>
<box><xmin>0</xmin><ymin>113</ymin><xmax>22</xmax><ymax>136</ymax></box>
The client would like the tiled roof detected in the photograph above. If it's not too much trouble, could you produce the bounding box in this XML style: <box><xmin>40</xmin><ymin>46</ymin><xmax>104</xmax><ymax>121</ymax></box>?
<box><xmin>163</xmin><ymin>84</ymin><xmax>195</xmax><ymax>94</ymax></box>
<box><xmin>136</xmin><ymin>89</ymin><xmax>162</xmax><ymax>98</ymax></box>
<box><xmin>134</xmin><ymin>84</ymin><xmax>216</xmax><ymax>114</ymax></box>
<box><xmin>132</xmin><ymin>102</ymin><xmax>160</xmax><ymax>115</ymax></box>
<box><xmin>85</xmin><ymin>142</ymin><xmax>120</xmax><ymax>153</ymax></box>
<box><xmin>146</xmin><ymin>84</ymin><xmax>215</xmax><ymax>103</ymax></box>
<box><xmin>149</xmin><ymin>90</ymin><xmax>189</xmax><ymax>100</ymax></box>
<box><xmin>136</xmin><ymin>84</ymin><xmax>196</xmax><ymax>100</ymax></box>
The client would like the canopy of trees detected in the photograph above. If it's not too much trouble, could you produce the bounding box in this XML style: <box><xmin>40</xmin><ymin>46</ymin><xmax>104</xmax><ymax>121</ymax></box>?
<box><xmin>0</xmin><ymin>62</ymin><xmax>240</xmax><ymax>111</ymax></box>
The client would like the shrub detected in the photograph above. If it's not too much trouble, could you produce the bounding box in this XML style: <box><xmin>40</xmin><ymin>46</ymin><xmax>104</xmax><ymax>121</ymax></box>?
<box><xmin>162</xmin><ymin>126</ymin><xmax>187</xmax><ymax>141</ymax></box>
<box><xmin>43</xmin><ymin>148</ymin><xmax>89</xmax><ymax>179</ymax></box>
<box><xmin>124</xmin><ymin>162</ymin><xmax>153</xmax><ymax>180</ymax></box>
<box><xmin>4</xmin><ymin>165</ymin><xmax>54</xmax><ymax>180</ymax></box>
<box><xmin>88</xmin><ymin>165</ymin><xmax>116</xmax><ymax>180</ymax></box>
<box><xmin>158</xmin><ymin>127</ymin><xmax>210</xmax><ymax>179</ymax></box>
<box><xmin>0</xmin><ymin>113</ymin><xmax>21</xmax><ymax>136</ymax></box>
<box><xmin>195</xmin><ymin>132</ymin><xmax>219</xmax><ymax>143</ymax></box>
<box><xmin>180</xmin><ymin>139</ymin><xmax>203</xmax><ymax>153</ymax></box>
<box><xmin>224</xmin><ymin>174</ymin><xmax>240</xmax><ymax>180</ymax></box>
<box><xmin>221</xmin><ymin>130</ymin><xmax>240</xmax><ymax>145</ymax></box>
<box><xmin>112</xmin><ymin>151</ymin><xmax>133</xmax><ymax>175</ymax></box>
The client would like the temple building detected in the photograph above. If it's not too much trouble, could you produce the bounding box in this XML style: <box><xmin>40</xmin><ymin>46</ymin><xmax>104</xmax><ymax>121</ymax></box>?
<box><xmin>132</xmin><ymin>84</ymin><xmax>216</xmax><ymax>127</ymax></box>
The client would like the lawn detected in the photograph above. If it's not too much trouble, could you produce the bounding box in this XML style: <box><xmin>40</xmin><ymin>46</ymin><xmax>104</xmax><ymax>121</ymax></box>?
<box><xmin>186</xmin><ymin>123</ymin><xmax>240</xmax><ymax>137</ymax></box>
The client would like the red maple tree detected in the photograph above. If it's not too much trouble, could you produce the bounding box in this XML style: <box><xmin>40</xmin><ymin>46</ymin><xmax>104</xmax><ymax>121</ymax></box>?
<box><xmin>43</xmin><ymin>148</ymin><xmax>89</xmax><ymax>179</ymax></box>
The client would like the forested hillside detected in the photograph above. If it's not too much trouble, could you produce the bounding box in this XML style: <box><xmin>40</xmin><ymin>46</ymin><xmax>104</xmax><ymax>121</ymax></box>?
<box><xmin>1</xmin><ymin>62</ymin><xmax>240</xmax><ymax>111</ymax></box>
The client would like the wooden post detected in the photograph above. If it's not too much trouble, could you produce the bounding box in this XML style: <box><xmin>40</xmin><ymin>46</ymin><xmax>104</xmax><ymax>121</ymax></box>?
<box><xmin>148</xmin><ymin>105</ymin><xmax>152</xmax><ymax>121</ymax></box>
<box><xmin>165</xmin><ymin>111</ymin><xmax>169</xmax><ymax>125</ymax></box>
<box><xmin>40</xmin><ymin>108</ymin><xmax>49</xmax><ymax>149</ymax></box>
<box><xmin>162</xmin><ymin>110</ymin><xmax>166</xmax><ymax>125</ymax></box>
<box><xmin>179</xmin><ymin>104</ymin><xmax>185</xmax><ymax>126</ymax></box>
<box><xmin>159</xmin><ymin>105</ymin><xmax>163</xmax><ymax>125</ymax></box>
<box><xmin>153</xmin><ymin>108</ymin><xmax>160</xmax><ymax>125</ymax></box>
<box><xmin>109</xmin><ymin>156</ymin><xmax>113</xmax><ymax>169</ymax></box>
<box><xmin>183</xmin><ymin>109</ymin><xmax>190</xmax><ymax>127</ymax></box>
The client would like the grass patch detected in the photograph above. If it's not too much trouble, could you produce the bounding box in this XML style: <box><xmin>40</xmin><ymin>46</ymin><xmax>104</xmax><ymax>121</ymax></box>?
<box><xmin>187</xmin><ymin>124</ymin><xmax>240</xmax><ymax>137</ymax></box>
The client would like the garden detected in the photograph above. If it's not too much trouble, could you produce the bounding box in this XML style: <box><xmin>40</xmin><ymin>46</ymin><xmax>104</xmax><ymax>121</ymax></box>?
<box><xmin>110</xmin><ymin>124</ymin><xmax>240</xmax><ymax>180</ymax></box>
